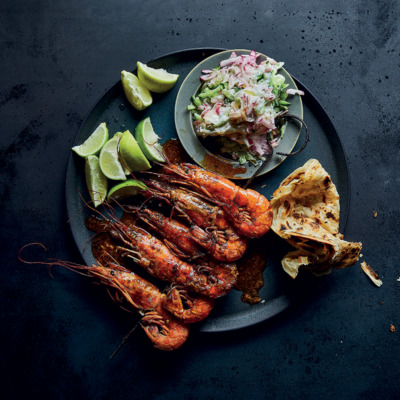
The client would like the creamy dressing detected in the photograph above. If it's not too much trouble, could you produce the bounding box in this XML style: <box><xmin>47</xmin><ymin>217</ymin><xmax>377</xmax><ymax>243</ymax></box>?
<box><xmin>189</xmin><ymin>51</ymin><xmax>303</xmax><ymax>164</ymax></box>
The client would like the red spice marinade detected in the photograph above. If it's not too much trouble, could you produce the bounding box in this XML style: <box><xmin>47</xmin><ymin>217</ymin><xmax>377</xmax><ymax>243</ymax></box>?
<box><xmin>162</xmin><ymin>139</ymin><xmax>247</xmax><ymax>179</ymax></box>
<box><xmin>234</xmin><ymin>243</ymin><xmax>268</xmax><ymax>305</ymax></box>
<box><xmin>162</xmin><ymin>138</ymin><xmax>267</xmax><ymax>305</ymax></box>
<box><xmin>201</xmin><ymin>153</ymin><xmax>247</xmax><ymax>179</ymax></box>
<box><xmin>162</xmin><ymin>139</ymin><xmax>192</xmax><ymax>164</ymax></box>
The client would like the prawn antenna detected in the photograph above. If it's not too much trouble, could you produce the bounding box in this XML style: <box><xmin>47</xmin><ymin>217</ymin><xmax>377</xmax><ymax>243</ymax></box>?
<box><xmin>18</xmin><ymin>242</ymin><xmax>92</xmax><ymax>278</ymax></box>
<box><xmin>82</xmin><ymin>231</ymin><xmax>101</xmax><ymax>255</ymax></box>
<box><xmin>67</xmin><ymin>189</ymin><xmax>94</xmax><ymax>224</ymax></box>
<box><xmin>142</xmin><ymin>132</ymin><xmax>168</xmax><ymax>163</ymax></box>
<box><xmin>109</xmin><ymin>323</ymin><xmax>139</xmax><ymax>360</ymax></box>
<box><xmin>152</xmin><ymin>160</ymin><xmax>167</xmax><ymax>168</ymax></box>
<box><xmin>141</xmin><ymin>169</ymin><xmax>164</xmax><ymax>178</ymax></box>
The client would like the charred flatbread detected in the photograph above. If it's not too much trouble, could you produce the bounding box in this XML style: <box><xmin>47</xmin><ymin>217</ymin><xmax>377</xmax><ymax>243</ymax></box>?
<box><xmin>271</xmin><ymin>159</ymin><xmax>362</xmax><ymax>278</ymax></box>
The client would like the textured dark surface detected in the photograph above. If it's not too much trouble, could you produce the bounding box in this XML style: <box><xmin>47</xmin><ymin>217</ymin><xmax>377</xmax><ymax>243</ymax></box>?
<box><xmin>1</xmin><ymin>1</ymin><xmax>399</xmax><ymax>399</ymax></box>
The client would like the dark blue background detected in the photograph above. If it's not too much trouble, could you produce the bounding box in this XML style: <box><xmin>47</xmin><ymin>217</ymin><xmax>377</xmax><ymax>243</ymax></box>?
<box><xmin>1</xmin><ymin>1</ymin><xmax>399</xmax><ymax>399</ymax></box>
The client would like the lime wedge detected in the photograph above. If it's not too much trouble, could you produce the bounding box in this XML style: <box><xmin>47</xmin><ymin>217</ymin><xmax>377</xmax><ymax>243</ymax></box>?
<box><xmin>137</xmin><ymin>62</ymin><xmax>179</xmax><ymax>93</ymax></box>
<box><xmin>134</xmin><ymin>117</ymin><xmax>164</xmax><ymax>162</ymax></box>
<box><xmin>121</xmin><ymin>70</ymin><xmax>152</xmax><ymax>110</ymax></box>
<box><xmin>99</xmin><ymin>136</ymin><xmax>127</xmax><ymax>180</ymax></box>
<box><xmin>113</xmin><ymin>132</ymin><xmax>131</xmax><ymax>175</ymax></box>
<box><xmin>85</xmin><ymin>155</ymin><xmax>108</xmax><ymax>207</ymax></box>
<box><xmin>119</xmin><ymin>130</ymin><xmax>151</xmax><ymax>172</ymax></box>
<box><xmin>107</xmin><ymin>179</ymin><xmax>147</xmax><ymax>203</ymax></box>
<box><xmin>72</xmin><ymin>123</ymin><xmax>109</xmax><ymax>157</ymax></box>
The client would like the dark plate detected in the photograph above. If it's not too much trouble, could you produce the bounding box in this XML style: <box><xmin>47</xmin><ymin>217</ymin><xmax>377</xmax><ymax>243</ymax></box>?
<box><xmin>175</xmin><ymin>49</ymin><xmax>303</xmax><ymax>179</ymax></box>
<box><xmin>66</xmin><ymin>48</ymin><xmax>349</xmax><ymax>333</ymax></box>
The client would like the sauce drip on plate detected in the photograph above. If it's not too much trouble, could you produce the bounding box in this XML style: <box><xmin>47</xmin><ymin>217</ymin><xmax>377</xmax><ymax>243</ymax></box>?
<box><xmin>162</xmin><ymin>139</ymin><xmax>192</xmax><ymax>164</ymax></box>
<box><xmin>162</xmin><ymin>138</ymin><xmax>247</xmax><ymax>179</ymax></box>
<box><xmin>201</xmin><ymin>153</ymin><xmax>247</xmax><ymax>179</ymax></box>
<box><xmin>235</xmin><ymin>241</ymin><xmax>268</xmax><ymax>305</ymax></box>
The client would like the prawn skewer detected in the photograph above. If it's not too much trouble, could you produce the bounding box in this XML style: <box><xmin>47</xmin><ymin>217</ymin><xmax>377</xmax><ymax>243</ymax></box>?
<box><xmin>160</xmin><ymin>163</ymin><xmax>273</xmax><ymax>238</ymax></box>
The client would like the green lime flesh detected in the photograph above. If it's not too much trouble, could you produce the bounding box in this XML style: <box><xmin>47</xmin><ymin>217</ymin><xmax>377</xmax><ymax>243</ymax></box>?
<box><xmin>137</xmin><ymin>62</ymin><xmax>179</xmax><ymax>93</ymax></box>
<box><xmin>121</xmin><ymin>70</ymin><xmax>152</xmax><ymax>110</ymax></box>
<box><xmin>99</xmin><ymin>137</ymin><xmax>127</xmax><ymax>180</ymax></box>
<box><xmin>134</xmin><ymin>117</ymin><xmax>164</xmax><ymax>162</ymax></box>
<box><xmin>119</xmin><ymin>130</ymin><xmax>151</xmax><ymax>172</ymax></box>
<box><xmin>107</xmin><ymin>179</ymin><xmax>147</xmax><ymax>202</ymax></box>
<box><xmin>85</xmin><ymin>155</ymin><xmax>108</xmax><ymax>207</ymax></box>
<box><xmin>72</xmin><ymin>122</ymin><xmax>109</xmax><ymax>157</ymax></box>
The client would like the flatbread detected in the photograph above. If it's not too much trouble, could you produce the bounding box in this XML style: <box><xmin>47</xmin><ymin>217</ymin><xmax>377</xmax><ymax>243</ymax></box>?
<box><xmin>271</xmin><ymin>159</ymin><xmax>362</xmax><ymax>278</ymax></box>
<box><xmin>271</xmin><ymin>159</ymin><xmax>340</xmax><ymax>237</ymax></box>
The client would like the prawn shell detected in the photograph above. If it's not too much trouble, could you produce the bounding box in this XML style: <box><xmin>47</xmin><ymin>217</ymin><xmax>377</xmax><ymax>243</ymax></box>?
<box><xmin>161</xmin><ymin>287</ymin><xmax>214</xmax><ymax>324</ymax></box>
<box><xmin>164</xmin><ymin>163</ymin><xmax>273</xmax><ymax>238</ymax></box>
<box><xmin>142</xmin><ymin>180</ymin><xmax>249</xmax><ymax>261</ymax></box>
<box><xmin>142</xmin><ymin>311</ymin><xmax>190</xmax><ymax>351</ymax></box>
<box><xmin>118</xmin><ymin>216</ymin><xmax>238</xmax><ymax>298</ymax></box>
<box><xmin>136</xmin><ymin>209</ymin><xmax>203</xmax><ymax>258</ymax></box>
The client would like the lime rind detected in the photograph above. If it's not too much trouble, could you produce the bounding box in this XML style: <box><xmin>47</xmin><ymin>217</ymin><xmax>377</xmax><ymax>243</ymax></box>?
<box><xmin>134</xmin><ymin>117</ymin><xmax>165</xmax><ymax>162</ymax></box>
<box><xmin>121</xmin><ymin>70</ymin><xmax>152</xmax><ymax>110</ymax></box>
<box><xmin>137</xmin><ymin>62</ymin><xmax>179</xmax><ymax>93</ymax></box>
<box><xmin>72</xmin><ymin>122</ymin><xmax>109</xmax><ymax>157</ymax></box>
<box><xmin>85</xmin><ymin>155</ymin><xmax>108</xmax><ymax>207</ymax></box>
<box><xmin>107</xmin><ymin>179</ymin><xmax>147</xmax><ymax>202</ymax></box>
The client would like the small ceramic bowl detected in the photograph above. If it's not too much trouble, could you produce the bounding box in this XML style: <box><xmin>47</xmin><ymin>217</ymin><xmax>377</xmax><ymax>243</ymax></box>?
<box><xmin>174</xmin><ymin>49</ymin><xmax>304</xmax><ymax>179</ymax></box>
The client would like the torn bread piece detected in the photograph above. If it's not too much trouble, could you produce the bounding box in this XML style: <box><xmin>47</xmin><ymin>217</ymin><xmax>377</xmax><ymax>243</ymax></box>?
<box><xmin>360</xmin><ymin>261</ymin><xmax>382</xmax><ymax>287</ymax></box>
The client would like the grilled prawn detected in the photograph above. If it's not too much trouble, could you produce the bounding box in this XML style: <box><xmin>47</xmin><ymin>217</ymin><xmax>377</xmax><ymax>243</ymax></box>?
<box><xmin>93</xmin><ymin>232</ymin><xmax>214</xmax><ymax>324</ymax></box>
<box><xmin>142</xmin><ymin>179</ymin><xmax>248</xmax><ymax>262</ymax></box>
<box><xmin>161</xmin><ymin>286</ymin><xmax>214</xmax><ymax>324</ymax></box>
<box><xmin>161</xmin><ymin>163</ymin><xmax>273</xmax><ymax>238</ymax></box>
<box><xmin>86</xmin><ymin>262</ymin><xmax>189</xmax><ymax>351</ymax></box>
<box><xmin>19</xmin><ymin>242</ymin><xmax>189</xmax><ymax>351</ymax></box>
<box><xmin>133</xmin><ymin>208</ymin><xmax>204</xmax><ymax>260</ymax></box>
<box><xmin>85</xmin><ymin>216</ymin><xmax>238</xmax><ymax>299</ymax></box>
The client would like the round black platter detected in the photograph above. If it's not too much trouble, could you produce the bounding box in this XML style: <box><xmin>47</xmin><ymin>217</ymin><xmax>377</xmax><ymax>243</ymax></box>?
<box><xmin>65</xmin><ymin>48</ymin><xmax>349</xmax><ymax>332</ymax></box>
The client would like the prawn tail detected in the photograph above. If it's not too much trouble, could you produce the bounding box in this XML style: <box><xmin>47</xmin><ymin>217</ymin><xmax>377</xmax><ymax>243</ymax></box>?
<box><xmin>141</xmin><ymin>309</ymin><xmax>190</xmax><ymax>351</ymax></box>
<box><xmin>161</xmin><ymin>287</ymin><xmax>214</xmax><ymax>324</ymax></box>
